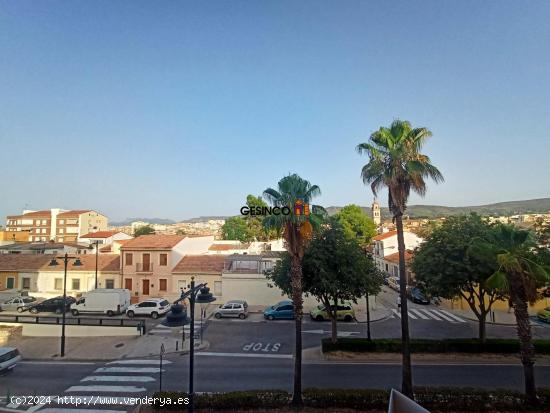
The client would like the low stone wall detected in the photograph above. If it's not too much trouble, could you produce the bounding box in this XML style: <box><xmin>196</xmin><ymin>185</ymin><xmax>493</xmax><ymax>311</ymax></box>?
<box><xmin>21</xmin><ymin>323</ymin><xmax>141</xmax><ymax>337</ymax></box>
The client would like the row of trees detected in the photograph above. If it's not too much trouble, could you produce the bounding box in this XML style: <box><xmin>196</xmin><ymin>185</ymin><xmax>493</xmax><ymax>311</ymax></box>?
<box><xmin>258</xmin><ymin>119</ymin><xmax>549</xmax><ymax>407</ymax></box>
<box><xmin>413</xmin><ymin>215</ymin><xmax>550</xmax><ymax>402</ymax></box>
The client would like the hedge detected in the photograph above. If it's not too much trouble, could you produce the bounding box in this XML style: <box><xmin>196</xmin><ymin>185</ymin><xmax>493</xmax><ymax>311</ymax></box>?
<box><xmin>152</xmin><ymin>388</ymin><xmax>550</xmax><ymax>411</ymax></box>
<box><xmin>321</xmin><ymin>338</ymin><xmax>550</xmax><ymax>354</ymax></box>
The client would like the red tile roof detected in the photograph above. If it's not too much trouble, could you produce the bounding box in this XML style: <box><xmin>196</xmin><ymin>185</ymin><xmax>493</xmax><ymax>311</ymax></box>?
<box><xmin>373</xmin><ymin>230</ymin><xmax>398</xmax><ymax>241</ymax></box>
<box><xmin>0</xmin><ymin>254</ymin><xmax>120</xmax><ymax>272</ymax></box>
<box><xmin>57</xmin><ymin>210</ymin><xmax>91</xmax><ymax>217</ymax></box>
<box><xmin>208</xmin><ymin>243</ymin><xmax>248</xmax><ymax>251</ymax></box>
<box><xmin>7</xmin><ymin>210</ymin><xmax>52</xmax><ymax>219</ymax></box>
<box><xmin>172</xmin><ymin>255</ymin><xmax>226</xmax><ymax>273</ymax></box>
<box><xmin>121</xmin><ymin>235</ymin><xmax>184</xmax><ymax>250</ymax></box>
<box><xmin>80</xmin><ymin>231</ymin><xmax>120</xmax><ymax>239</ymax></box>
<box><xmin>384</xmin><ymin>250</ymin><xmax>414</xmax><ymax>264</ymax></box>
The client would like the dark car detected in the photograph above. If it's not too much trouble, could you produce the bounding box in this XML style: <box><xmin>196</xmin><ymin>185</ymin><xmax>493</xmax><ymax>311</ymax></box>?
<box><xmin>408</xmin><ymin>287</ymin><xmax>430</xmax><ymax>305</ymax></box>
<box><xmin>29</xmin><ymin>297</ymin><xmax>75</xmax><ymax>314</ymax></box>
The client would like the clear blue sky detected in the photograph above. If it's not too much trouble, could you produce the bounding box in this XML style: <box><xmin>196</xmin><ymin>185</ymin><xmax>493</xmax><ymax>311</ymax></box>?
<box><xmin>1</xmin><ymin>0</ymin><xmax>549</xmax><ymax>222</ymax></box>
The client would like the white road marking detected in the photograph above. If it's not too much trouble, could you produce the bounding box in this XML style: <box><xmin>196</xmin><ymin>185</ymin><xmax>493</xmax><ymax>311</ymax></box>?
<box><xmin>107</xmin><ymin>359</ymin><xmax>172</xmax><ymax>365</ymax></box>
<box><xmin>409</xmin><ymin>309</ymin><xmax>430</xmax><ymax>320</ymax></box>
<box><xmin>196</xmin><ymin>352</ymin><xmax>292</xmax><ymax>359</ymax></box>
<box><xmin>81</xmin><ymin>376</ymin><xmax>155</xmax><ymax>382</ymax></box>
<box><xmin>432</xmin><ymin>310</ymin><xmax>457</xmax><ymax>322</ymax></box>
<box><xmin>19</xmin><ymin>361</ymin><xmax>95</xmax><ymax>365</ymax></box>
<box><xmin>407</xmin><ymin>311</ymin><xmax>418</xmax><ymax>319</ymax></box>
<box><xmin>95</xmin><ymin>367</ymin><xmax>162</xmax><ymax>373</ymax></box>
<box><xmin>439</xmin><ymin>310</ymin><xmax>467</xmax><ymax>323</ymax></box>
<box><xmin>391</xmin><ymin>309</ymin><xmax>401</xmax><ymax>318</ymax></box>
<box><xmin>303</xmin><ymin>329</ymin><xmax>325</xmax><ymax>334</ymax></box>
<box><xmin>422</xmin><ymin>309</ymin><xmax>442</xmax><ymax>320</ymax></box>
<box><xmin>66</xmin><ymin>385</ymin><xmax>146</xmax><ymax>393</ymax></box>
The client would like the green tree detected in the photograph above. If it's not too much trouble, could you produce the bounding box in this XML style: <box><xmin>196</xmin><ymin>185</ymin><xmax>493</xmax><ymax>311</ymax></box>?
<box><xmin>469</xmin><ymin>225</ymin><xmax>550</xmax><ymax>403</ymax></box>
<box><xmin>244</xmin><ymin>194</ymin><xmax>273</xmax><ymax>241</ymax></box>
<box><xmin>412</xmin><ymin>214</ymin><xmax>504</xmax><ymax>343</ymax></box>
<box><xmin>357</xmin><ymin>119</ymin><xmax>444</xmax><ymax>398</ymax></box>
<box><xmin>221</xmin><ymin>217</ymin><xmax>250</xmax><ymax>242</ymax></box>
<box><xmin>335</xmin><ymin>204</ymin><xmax>377</xmax><ymax>247</ymax></box>
<box><xmin>267</xmin><ymin>218</ymin><xmax>383</xmax><ymax>344</ymax></box>
<box><xmin>133</xmin><ymin>225</ymin><xmax>155</xmax><ymax>237</ymax></box>
<box><xmin>263</xmin><ymin>174</ymin><xmax>326</xmax><ymax>408</ymax></box>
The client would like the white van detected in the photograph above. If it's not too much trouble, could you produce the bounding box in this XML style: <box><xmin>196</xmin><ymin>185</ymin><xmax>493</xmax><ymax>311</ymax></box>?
<box><xmin>0</xmin><ymin>347</ymin><xmax>21</xmax><ymax>373</ymax></box>
<box><xmin>71</xmin><ymin>289</ymin><xmax>131</xmax><ymax>316</ymax></box>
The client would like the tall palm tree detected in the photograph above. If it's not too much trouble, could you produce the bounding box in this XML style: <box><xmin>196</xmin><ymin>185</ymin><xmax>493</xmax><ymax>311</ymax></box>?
<box><xmin>263</xmin><ymin>174</ymin><xmax>326</xmax><ymax>407</ymax></box>
<box><xmin>470</xmin><ymin>225</ymin><xmax>550</xmax><ymax>403</ymax></box>
<box><xmin>357</xmin><ymin>119</ymin><xmax>443</xmax><ymax>398</ymax></box>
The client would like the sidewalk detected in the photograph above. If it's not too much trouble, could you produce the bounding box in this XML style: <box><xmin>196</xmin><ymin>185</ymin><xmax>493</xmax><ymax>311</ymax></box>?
<box><xmin>1</xmin><ymin>324</ymin><xmax>209</xmax><ymax>361</ymax></box>
<box><xmin>441</xmin><ymin>306</ymin><xmax>519</xmax><ymax>325</ymax></box>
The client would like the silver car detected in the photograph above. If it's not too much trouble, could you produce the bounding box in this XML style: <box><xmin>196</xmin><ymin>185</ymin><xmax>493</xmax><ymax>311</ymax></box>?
<box><xmin>0</xmin><ymin>347</ymin><xmax>21</xmax><ymax>373</ymax></box>
<box><xmin>214</xmin><ymin>300</ymin><xmax>248</xmax><ymax>319</ymax></box>
<box><xmin>0</xmin><ymin>296</ymin><xmax>37</xmax><ymax>313</ymax></box>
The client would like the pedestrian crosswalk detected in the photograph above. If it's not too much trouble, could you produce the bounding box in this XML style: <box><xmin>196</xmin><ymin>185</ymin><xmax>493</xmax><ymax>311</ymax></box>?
<box><xmin>26</xmin><ymin>358</ymin><xmax>168</xmax><ymax>413</ymax></box>
<box><xmin>391</xmin><ymin>308</ymin><xmax>467</xmax><ymax>323</ymax></box>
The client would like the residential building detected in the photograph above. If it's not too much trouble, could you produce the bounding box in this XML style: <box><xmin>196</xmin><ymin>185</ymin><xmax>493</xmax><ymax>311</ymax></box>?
<box><xmin>0</xmin><ymin>254</ymin><xmax>120</xmax><ymax>295</ymax></box>
<box><xmin>172</xmin><ymin>255</ymin><xmax>226</xmax><ymax>301</ymax></box>
<box><xmin>0</xmin><ymin>242</ymin><xmax>91</xmax><ymax>255</ymax></box>
<box><xmin>120</xmin><ymin>234</ymin><xmax>214</xmax><ymax>300</ymax></box>
<box><xmin>378</xmin><ymin>250</ymin><xmax>415</xmax><ymax>284</ymax></box>
<box><xmin>0</xmin><ymin>230</ymin><xmax>30</xmax><ymax>246</ymax></box>
<box><xmin>371</xmin><ymin>230</ymin><xmax>423</xmax><ymax>280</ymax></box>
<box><xmin>5</xmin><ymin>209</ymin><xmax>108</xmax><ymax>243</ymax></box>
<box><xmin>78</xmin><ymin>230</ymin><xmax>133</xmax><ymax>250</ymax></box>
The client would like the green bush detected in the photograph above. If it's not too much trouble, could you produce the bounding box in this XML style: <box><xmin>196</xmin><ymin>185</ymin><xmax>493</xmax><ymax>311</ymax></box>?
<box><xmin>152</xmin><ymin>388</ymin><xmax>550</xmax><ymax>411</ymax></box>
<box><xmin>321</xmin><ymin>338</ymin><xmax>550</xmax><ymax>354</ymax></box>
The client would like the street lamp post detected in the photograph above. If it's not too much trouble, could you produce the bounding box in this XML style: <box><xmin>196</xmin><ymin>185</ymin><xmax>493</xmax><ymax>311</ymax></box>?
<box><xmin>187</xmin><ymin>277</ymin><xmax>215</xmax><ymax>413</ymax></box>
<box><xmin>93</xmin><ymin>240</ymin><xmax>99</xmax><ymax>289</ymax></box>
<box><xmin>49</xmin><ymin>253</ymin><xmax>82</xmax><ymax>357</ymax></box>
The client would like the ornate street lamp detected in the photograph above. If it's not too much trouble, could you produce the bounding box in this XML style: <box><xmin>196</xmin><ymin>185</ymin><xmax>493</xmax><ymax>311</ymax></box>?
<box><xmin>49</xmin><ymin>253</ymin><xmax>82</xmax><ymax>357</ymax></box>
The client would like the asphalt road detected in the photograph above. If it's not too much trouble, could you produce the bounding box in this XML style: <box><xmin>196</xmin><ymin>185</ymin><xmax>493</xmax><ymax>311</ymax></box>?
<box><xmin>3</xmin><ymin>356</ymin><xmax>550</xmax><ymax>398</ymax></box>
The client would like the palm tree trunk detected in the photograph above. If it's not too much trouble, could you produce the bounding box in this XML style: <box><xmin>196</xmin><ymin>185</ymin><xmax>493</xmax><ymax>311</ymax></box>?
<box><xmin>290</xmin><ymin>254</ymin><xmax>304</xmax><ymax>408</ymax></box>
<box><xmin>395</xmin><ymin>214</ymin><xmax>413</xmax><ymax>399</ymax></box>
<box><xmin>509</xmin><ymin>277</ymin><xmax>537</xmax><ymax>403</ymax></box>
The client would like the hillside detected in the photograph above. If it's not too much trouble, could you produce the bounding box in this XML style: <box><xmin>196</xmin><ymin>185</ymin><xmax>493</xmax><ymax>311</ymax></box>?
<box><xmin>326</xmin><ymin>198</ymin><xmax>550</xmax><ymax>219</ymax></box>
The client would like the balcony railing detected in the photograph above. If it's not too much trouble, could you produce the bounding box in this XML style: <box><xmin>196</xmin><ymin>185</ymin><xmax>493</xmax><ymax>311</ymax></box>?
<box><xmin>136</xmin><ymin>263</ymin><xmax>153</xmax><ymax>273</ymax></box>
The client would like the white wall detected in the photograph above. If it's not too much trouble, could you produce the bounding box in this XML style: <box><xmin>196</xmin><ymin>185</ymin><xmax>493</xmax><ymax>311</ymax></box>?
<box><xmin>221</xmin><ymin>273</ymin><xmax>319</xmax><ymax>309</ymax></box>
<box><xmin>21</xmin><ymin>324</ymin><xmax>140</xmax><ymax>337</ymax></box>
<box><xmin>170</xmin><ymin>236</ymin><xmax>215</xmax><ymax>268</ymax></box>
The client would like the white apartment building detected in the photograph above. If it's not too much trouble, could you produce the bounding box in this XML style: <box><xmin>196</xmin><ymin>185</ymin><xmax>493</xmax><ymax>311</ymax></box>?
<box><xmin>5</xmin><ymin>209</ymin><xmax>108</xmax><ymax>243</ymax></box>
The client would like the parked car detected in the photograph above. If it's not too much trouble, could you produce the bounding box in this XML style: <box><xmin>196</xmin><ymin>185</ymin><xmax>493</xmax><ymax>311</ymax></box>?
<box><xmin>408</xmin><ymin>287</ymin><xmax>430</xmax><ymax>305</ymax></box>
<box><xmin>126</xmin><ymin>298</ymin><xmax>171</xmax><ymax>319</ymax></box>
<box><xmin>264</xmin><ymin>300</ymin><xmax>294</xmax><ymax>320</ymax></box>
<box><xmin>0</xmin><ymin>347</ymin><xmax>21</xmax><ymax>374</ymax></box>
<box><xmin>537</xmin><ymin>307</ymin><xmax>550</xmax><ymax>324</ymax></box>
<box><xmin>214</xmin><ymin>300</ymin><xmax>248</xmax><ymax>319</ymax></box>
<box><xmin>387</xmin><ymin>276</ymin><xmax>400</xmax><ymax>291</ymax></box>
<box><xmin>71</xmin><ymin>289</ymin><xmax>131</xmax><ymax>316</ymax></box>
<box><xmin>29</xmin><ymin>296</ymin><xmax>75</xmax><ymax>314</ymax></box>
<box><xmin>310</xmin><ymin>302</ymin><xmax>355</xmax><ymax>322</ymax></box>
<box><xmin>0</xmin><ymin>296</ymin><xmax>37</xmax><ymax>313</ymax></box>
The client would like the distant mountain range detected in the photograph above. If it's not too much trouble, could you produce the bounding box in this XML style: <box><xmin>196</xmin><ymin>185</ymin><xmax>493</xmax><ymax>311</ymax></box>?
<box><xmin>109</xmin><ymin>198</ymin><xmax>550</xmax><ymax>225</ymax></box>
<box><xmin>110</xmin><ymin>217</ymin><xmax>177</xmax><ymax>226</ymax></box>
<box><xmin>326</xmin><ymin>198</ymin><xmax>550</xmax><ymax>219</ymax></box>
